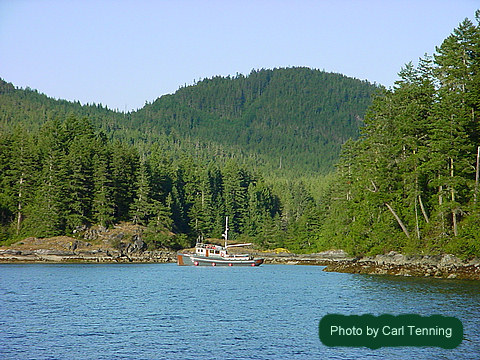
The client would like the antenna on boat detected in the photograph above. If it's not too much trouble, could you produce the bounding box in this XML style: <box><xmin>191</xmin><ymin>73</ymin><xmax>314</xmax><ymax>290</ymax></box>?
<box><xmin>222</xmin><ymin>216</ymin><xmax>229</xmax><ymax>248</ymax></box>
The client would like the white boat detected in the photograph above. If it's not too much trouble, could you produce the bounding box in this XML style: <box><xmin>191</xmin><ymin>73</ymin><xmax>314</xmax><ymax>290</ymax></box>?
<box><xmin>176</xmin><ymin>217</ymin><xmax>264</xmax><ymax>267</ymax></box>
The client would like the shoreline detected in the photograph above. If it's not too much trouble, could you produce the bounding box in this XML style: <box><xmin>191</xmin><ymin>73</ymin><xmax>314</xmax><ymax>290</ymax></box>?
<box><xmin>0</xmin><ymin>248</ymin><xmax>177</xmax><ymax>264</ymax></box>
<box><xmin>1</xmin><ymin>248</ymin><xmax>479</xmax><ymax>280</ymax></box>
<box><xmin>260</xmin><ymin>251</ymin><xmax>480</xmax><ymax>281</ymax></box>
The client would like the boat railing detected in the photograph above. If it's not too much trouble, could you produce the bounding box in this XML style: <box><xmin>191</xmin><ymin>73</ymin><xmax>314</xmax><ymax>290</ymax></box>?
<box><xmin>195</xmin><ymin>243</ymin><xmax>223</xmax><ymax>250</ymax></box>
<box><xmin>225</xmin><ymin>254</ymin><xmax>252</xmax><ymax>259</ymax></box>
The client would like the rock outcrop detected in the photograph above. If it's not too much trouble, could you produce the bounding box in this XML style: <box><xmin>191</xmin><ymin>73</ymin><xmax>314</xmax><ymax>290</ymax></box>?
<box><xmin>323</xmin><ymin>251</ymin><xmax>480</xmax><ymax>280</ymax></box>
<box><xmin>0</xmin><ymin>247</ymin><xmax>176</xmax><ymax>263</ymax></box>
<box><xmin>0</xmin><ymin>223</ymin><xmax>176</xmax><ymax>263</ymax></box>
<box><xmin>259</xmin><ymin>249</ymin><xmax>353</xmax><ymax>265</ymax></box>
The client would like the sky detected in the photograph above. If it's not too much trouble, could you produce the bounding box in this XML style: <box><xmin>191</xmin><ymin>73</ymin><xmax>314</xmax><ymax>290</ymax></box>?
<box><xmin>0</xmin><ymin>0</ymin><xmax>479</xmax><ymax>112</ymax></box>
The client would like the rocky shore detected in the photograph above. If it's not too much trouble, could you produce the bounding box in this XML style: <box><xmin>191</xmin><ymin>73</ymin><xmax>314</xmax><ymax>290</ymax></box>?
<box><xmin>322</xmin><ymin>252</ymin><xmax>480</xmax><ymax>281</ymax></box>
<box><xmin>1</xmin><ymin>232</ymin><xmax>479</xmax><ymax>280</ymax></box>
<box><xmin>0</xmin><ymin>223</ymin><xmax>177</xmax><ymax>264</ymax></box>
<box><xmin>259</xmin><ymin>250</ymin><xmax>480</xmax><ymax>280</ymax></box>
<box><xmin>0</xmin><ymin>247</ymin><xmax>176</xmax><ymax>263</ymax></box>
<box><xmin>258</xmin><ymin>249</ymin><xmax>352</xmax><ymax>265</ymax></box>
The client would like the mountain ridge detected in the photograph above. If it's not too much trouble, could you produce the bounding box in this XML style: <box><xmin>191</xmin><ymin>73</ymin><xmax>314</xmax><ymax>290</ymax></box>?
<box><xmin>135</xmin><ymin>67</ymin><xmax>378</xmax><ymax>174</ymax></box>
<box><xmin>1</xmin><ymin>67</ymin><xmax>378</xmax><ymax>176</ymax></box>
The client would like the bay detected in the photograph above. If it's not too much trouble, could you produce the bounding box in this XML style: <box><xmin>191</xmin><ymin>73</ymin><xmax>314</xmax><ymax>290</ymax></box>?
<box><xmin>0</xmin><ymin>263</ymin><xmax>479</xmax><ymax>359</ymax></box>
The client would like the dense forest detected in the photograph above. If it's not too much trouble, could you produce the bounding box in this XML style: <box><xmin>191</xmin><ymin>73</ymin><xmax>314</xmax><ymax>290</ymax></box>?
<box><xmin>135</xmin><ymin>68</ymin><xmax>376</xmax><ymax>175</ymax></box>
<box><xmin>1</xmin><ymin>68</ymin><xmax>377</xmax><ymax>177</ymax></box>
<box><xmin>1</xmin><ymin>11</ymin><xmax>480</xmax><ymax>257</ymax></box>
<box><xmin>316</xmin><ymin>12</ymin><xmax>480</xmax><ymax>257</ymax></box>
<box><xmin>0</xmin><ymin>115</ymin><xmax>283</xmax><ymax>248</ymax></box>
<box><xmin>0</xmin><ymin>68</ymin><xmax>373</xmax><ymax>249</ymax></box>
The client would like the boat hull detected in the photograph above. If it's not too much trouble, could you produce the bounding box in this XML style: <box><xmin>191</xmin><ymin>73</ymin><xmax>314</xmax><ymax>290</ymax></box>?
<box><xmin>177</xmin><ymin>252</ymin><xmax>264</xmax><ymax>267</ymax></box>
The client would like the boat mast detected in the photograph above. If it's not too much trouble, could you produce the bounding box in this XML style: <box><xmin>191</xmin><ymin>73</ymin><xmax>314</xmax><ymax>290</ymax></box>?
<box><xmin>223</xmin><ymin>216</ymin><xmax>229</xmax><ymax>248</ymax></box>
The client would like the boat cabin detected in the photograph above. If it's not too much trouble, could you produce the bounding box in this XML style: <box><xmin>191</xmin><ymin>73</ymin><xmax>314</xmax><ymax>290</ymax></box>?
<box><xmin>195</xmin><ymin>243</ymin><xmax>227</xmax><ymax>257</ymax></box>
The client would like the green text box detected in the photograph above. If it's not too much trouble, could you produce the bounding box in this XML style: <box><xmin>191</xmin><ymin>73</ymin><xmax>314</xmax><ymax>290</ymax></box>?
<box><xmin>319</xmin><ymin>314</ymin><xmax>463</xmax><ymax>349</ymax></box>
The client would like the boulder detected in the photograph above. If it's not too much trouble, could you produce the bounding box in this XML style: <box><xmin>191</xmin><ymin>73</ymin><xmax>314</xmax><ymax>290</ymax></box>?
<box><xmin>34</xmin><ymin>249</ymin><xmax>73</xmax><ymax>256</ymax></box>
<box><xmin>125</xmin><ymin>235</ymin><xmax>147</xmax><ymax>253</ymax></box>
<box><xmin>73</xmin><ymin>225</ymin><xmax>88</xmax><ymax>234</ymax></box>
<box><xmin>439</xmin><ymin>254</ymin><xmax>463</xmax><ymax>268</ymax></box>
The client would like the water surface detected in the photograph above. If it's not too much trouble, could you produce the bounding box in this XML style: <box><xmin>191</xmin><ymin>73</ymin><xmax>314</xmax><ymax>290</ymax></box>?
<box><xmin>0</xmin><ymin>264</ymin><xmax>479</xmax><ymax>359</ymax></box>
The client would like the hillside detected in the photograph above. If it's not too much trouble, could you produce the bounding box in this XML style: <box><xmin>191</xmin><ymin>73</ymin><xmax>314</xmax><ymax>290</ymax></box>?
<box><xmin>1</xmin><ymin>67</ymin><xmax>378</xmax><ymax>176</ymax></box>
<box><xmin>0</xmin><ymin>78</ymin><xmax>117</xmax><ymax>131</ymax></box>
<box><xmin>135</xmin><ymin>67</ymin><xmax>377</xmax><ymax>174</ymax></box>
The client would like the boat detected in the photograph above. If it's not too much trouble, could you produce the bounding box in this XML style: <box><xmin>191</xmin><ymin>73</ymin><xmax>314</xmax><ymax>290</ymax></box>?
<box><xmin>177</xmin><ymin>217</ymin><xmax>264</xmax><ymax>267</ymax></box>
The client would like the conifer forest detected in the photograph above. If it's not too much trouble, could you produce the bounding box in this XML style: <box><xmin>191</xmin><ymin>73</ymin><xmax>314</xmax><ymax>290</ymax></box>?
<box><xmin>1</xmin><ymin>12</ymin><xmax>480</xmax><ymax>257</ymax></box>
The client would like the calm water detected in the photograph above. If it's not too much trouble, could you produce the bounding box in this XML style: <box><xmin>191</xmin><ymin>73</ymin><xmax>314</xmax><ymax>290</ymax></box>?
<box><xmin>0</xmin><ymin>264</ymin><xmax>479</xmax><ymax>359</ymax></box>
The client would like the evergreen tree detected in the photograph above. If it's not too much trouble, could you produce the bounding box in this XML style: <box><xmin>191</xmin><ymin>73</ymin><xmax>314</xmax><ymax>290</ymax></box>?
<box><xmin>318</xmin><ymin>12</ymin><xmax>480</xmax><ymax>257</ymax></box>
<box><xmin>222</xmin><ymin>160</ymin><xmax>249</xmax><ymax>236</ymax></box>
<box><xmin>92</xmin><ymin>153</ymin><xmax>114</xmax><ymax>227</ymax></box>
<box><xmin>23</xmin><ymin>119</ymin><xmax>68</xmax><ymax>237</ymax></box>
<box><xmin>65</xmin><ymin>134</ymin><xmax>94</xmax><ymax>230</ymax></box>
<box><xmin>431</xmin><ymin>18</ymin><xmax>480</xmax><ymax>238</ymax></box>
<box><xmin>0</xmin><ymin>127</ymin><xmax>38</xmax><ymax>236</ymax></box>
<box><xmin>111</xmin><ymin>141</ymin><xmax>138</xmax><ymax>220</ymax></box>
<box><xmin>130</xmin><ymin>158</ymin><xmax>154</xmax><ymax>225</ymax></box>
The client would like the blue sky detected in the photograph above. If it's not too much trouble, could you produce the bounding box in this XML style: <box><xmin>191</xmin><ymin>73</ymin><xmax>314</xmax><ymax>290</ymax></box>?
<box><xmin>0</xmin><ymin>0</ymin><xmax>478</xmax><ymax>111</ymax></box>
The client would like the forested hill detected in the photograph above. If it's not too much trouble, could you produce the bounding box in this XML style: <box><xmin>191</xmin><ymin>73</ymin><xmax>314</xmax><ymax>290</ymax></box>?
<box><xmin>0</xmin><ymin>78</ymin><xmax>116</xmax><ymax>130</ymax></box>
<box><xmin>135</xmin><ymin>68</ymin><xmax>377</xmax><ymax>174</ymax></box>
<box><xmin>1</xmin><ymin>11</ymin><xmax>480</xmax><ymax>259</ymax></box>
<box><xmin>0</xmin><ymin>69</ymin><xmax>376</xmax><ymax>176</ymax></box>
<box><xmin>0</xmin><ymin>68</ymin><xmax>377</xmax><ymax>175</ymax></box>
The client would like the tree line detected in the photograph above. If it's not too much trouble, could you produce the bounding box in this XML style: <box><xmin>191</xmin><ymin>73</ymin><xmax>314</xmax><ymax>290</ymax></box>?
<box><xmin>0</xmin><ymin>115</ymin><xmax>283</xmax><ymax>249</ymax></box>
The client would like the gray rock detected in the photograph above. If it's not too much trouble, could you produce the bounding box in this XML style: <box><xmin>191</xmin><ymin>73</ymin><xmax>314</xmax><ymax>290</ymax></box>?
<box><xmin>84</xmin><ymin>228</ymin><xmax>100</xmax><ymax>240</ymax></box>
<box><xmin>109</xmin><ymin>232</ymin><xmax>125</xmax><ymax>241</ymax></box>
<box><xmin>315</xmin><ymin>250</ymin><xmax>349</xmax><ymax>259</ymax></box>
<box><xmin>34</xmin><ymin>249</ymin><xmax>73</xmax><ymax>256</ymax></box>
<box><xmin>467</xmin><ymin>258</ymin><xmax>480</xmax><ymax>267</ymax></box>
<box><xmin>0</xmin><ymin>249</ymin><xmax>22</xmax><ymax>255</ymax></box>
<box><xmin>439</xmin><ymin>254</ymin><xmax>463</xmax><ymax>268</ymax></box>
<box><xmin>125</xmin><ymin>235</ymin><xmax>147</xmax><ymax>254</ymax></box>
<box><xmin>375</xmin><ymin>252</ymin><xmax>407</xmax><ymax>265</ymax></box>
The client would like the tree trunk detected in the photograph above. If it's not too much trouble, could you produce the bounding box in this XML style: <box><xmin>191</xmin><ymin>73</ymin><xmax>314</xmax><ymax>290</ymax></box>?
<box><xmin>16</xmin><ymin>173</ymin><xmax>24</xmax><ymax>235</ymax></box>
<box><xmin>385</xmin><ymin>202</ymin><xmax>410</xmax><ymax>238</ymax></box>
<box><xmin>418</xmin><ymin>195</ymin><xmax>429</xmax><ymax>223</ymax></box>
<box><xmin>414</xmin><ymin>149</ymin><xmax>420</xmax><ymax>238</ymax></box>
<box><xmin>414</xmin><ymin>196</ymin><xmax>420</xmax><ymax>239</ymax></box>
<box><xmin>475</xmin><ymin>145</ymin><xmax>480</xmax><ymax>204</ymax></box>
<box><xmin>439</xmin><ymin>183</ymin><xmax>445</xmax><ymax>235</ymax></box>
<box><xmin>450</xmin><ymin>157</ymin><xmax>457</xmax><ymax>236</ymax></box>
